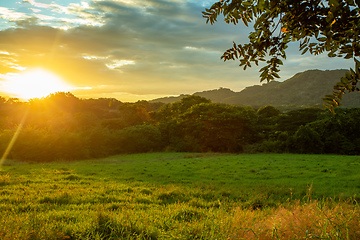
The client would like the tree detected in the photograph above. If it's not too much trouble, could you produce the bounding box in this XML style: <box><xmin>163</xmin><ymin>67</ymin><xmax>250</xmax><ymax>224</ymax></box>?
<box><xmin>277</xmin><ymin>107</ymin><xmax>325</xmax><ymax>133</ymax></box>
<box><xmin>256</xmin><ymin>105</ymin><xmax>281</xmax><ymax>140</ymax></box>
<box><xmin>203</xmin><ymin>0</ymin><xmax>360</xmax><ymax>110</ymax></box>
<box><xmin>112</xmin><ymin>124</ymin><xmax>163</xmax><ymax>153</ymax></box>
<box><xmin>178</xmin><ymin>103</ymin><xmax>257</xmax><ymax>152</ymax></box>
<box><xmin>151</xmin><ymin>95</ymin><xmax>211</xmax><ymax>122</ymax></box>
<box><xmin>257</xmin><ymin>105</ymin><xmax>281</xmax><ymax>118</ymax></box>
<box><xmin>293</xmin><ymin>125</ymin><xmax>324</xmax><ymax>153</ymax></box>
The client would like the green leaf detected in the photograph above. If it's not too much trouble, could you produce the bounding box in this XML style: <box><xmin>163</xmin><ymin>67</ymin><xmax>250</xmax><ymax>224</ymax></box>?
<box><xmin>345</xmin><ymin>0</ymin><xmax>355</xmax><ymax>6</ymax></box>
<box><xmin>301</xmin><ymin>48</ymin><xmax>309</xmax><ymax>55</ymax></box>
<box><xmin>272</xmin><ymin>72</ymin><xmax>280</xmax><ymax>78</ymax></box>
<box><xmin>355</xmin><ymin>58</ymin><xmax>360</xmax><ymax>71</ymax></box>
<box><xmin>257</xmin><ymin>0</ymin><xmax>266</xmax><ymax>10</ymax></box>
<box><xmin>344</xmin><ymin>53</ymin><xmax>353</xmax><ymax>59</ymax></box>
<box><xmin>329</xmin><ymin>0</ymin><xmax>340</xmax><ymax>7</ymax></box>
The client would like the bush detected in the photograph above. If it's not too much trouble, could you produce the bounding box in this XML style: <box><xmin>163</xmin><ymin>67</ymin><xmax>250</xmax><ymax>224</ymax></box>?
<box><xmin>112</xmin><ymin>124</ymin><xmax>163</xmax><ymax>153</ymax></box>
<box><xmin>5</xmin><ymin>127</ymin><xmax>89</xmax><ymax>162</ymax></box>
<box><xmin>177</xmin><ymin>103</ymin><xmax>256</xmax><ymax>152</ymax></box>
<box><xmin>257</xmin><ymin>140</ymin><xmax>286</xmax><ymax>153</ymax></box>
<box><xmin>81</xmin><ymin>127</ymin><xmax>113</xmax><ymax>158</ymax></box>
<box><xmin>257</xmin><ymin>105</ymin><xmax>281</xmax><ymax>118</ymax></box>
<box><xmin>293</xmin><ymin>125</ymin><xmax>323</xmax><ymax>154</ymax></box>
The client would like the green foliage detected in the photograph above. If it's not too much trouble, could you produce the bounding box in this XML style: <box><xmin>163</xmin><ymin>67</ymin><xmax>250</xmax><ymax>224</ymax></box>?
<box><xmin>256</xmin><ymin>105</ymin><xmax>282</xmax><ymax>140</ymax></box>
<box><xmin>8</xmin><ymin>128</ymin><xmax>90</xmax><ymax>161</ymax></box>
<box><xmin>308</xmin><ymin>108</ymin><xmax>360</xmax><ymax>154</ymax></box>
<box><xmin>153</xmin><ymin>98</ymin><xmax>259</xmax><ymax>153</ymax></box>
<box><xmin>152</xmin><ymin>95</ymin><xmax>211</xmax><ymax>122</ymax></box>
<box><xmin>203</xmin><ymin>0</ymin><xmax>360</xmax><ymax>109</ymax></box>
<box><xmin>176</xmin><ymin>103</ymin><xmax>257</xmax><ymax>152</ymax></box>
<box><xmin>277</xmin><ymin>107</ymin><xmax>325</xmax><ymax>133</ymax></box>
<box><xmin>117</xmin><ymin>101</ymin><xmax>151</xmax><ymax>126</ymax></box>
<box><xmin>293</xmin><ymin>125</ymin><xmax>324</xmax><ymax>153</ymax></box>
<box><xmin>257</xmin><ymin>105</ymin><xmax>281</xmax><ymax>118</ymax></box>
<box><xmin>323</xmin><ymin>57</ymin><xmax>360</xmax><ymax>110</ymax></box>
<box><xmin>82</xmin><ymin>127</ymin><xmax>113</xmax><ymax>158</ymax></box>
<box><xmin>112</xmin><ymin>124</ymin><xmax>163</xmax><ymax>153</ymax></box>
<box><xmin>0</xmin><ymin>93</ymin><xmax>360</xmax><ymax>160</ymax></box>
<box><xmin>0</xmin><ymin>94</ymin><xmax>169</xmax><ymax>161</ymax></box>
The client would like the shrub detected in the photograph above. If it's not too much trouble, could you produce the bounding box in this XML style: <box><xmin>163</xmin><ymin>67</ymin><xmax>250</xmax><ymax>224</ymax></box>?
<box><xmin>7</xmin><ymin>127</ymin><xmax>89</xmax><ymax>161</ymax></box>
<box><xmin>293</xmin><ymin>125</ymin><xmax>323</xmax><ymax>154</ymax></box>
<box><xmin>257</xmin><ymin>140</ymin><xmax>286</xmax><ymax>153</ymax></box>
<box><xmin>81</xmin><ymin>127</ymin><xmax>113</xmax><ymax>158</ymax></box>
<box><xmin>112</xmin><ymin>124</ymin><xmax>163</xmax><ymax>153</ymax></box>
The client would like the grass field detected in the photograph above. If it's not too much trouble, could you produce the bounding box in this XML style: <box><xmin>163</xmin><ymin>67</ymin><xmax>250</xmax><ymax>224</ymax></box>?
<box><xmin>0</xmin><ymin>153</ymin><xmax>359</xmax><ymax>239</ymax></box>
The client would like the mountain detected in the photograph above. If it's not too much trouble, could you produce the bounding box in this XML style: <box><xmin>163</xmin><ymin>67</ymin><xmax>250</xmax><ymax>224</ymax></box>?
<box><xmin>151</xmin><ymin>69</ymin><xmax>360</xmax><ymax>108</ymax></box>
<box><xmin>149</xmin><ymin>94</ymin><xmax>190</xmax><ymax>104</ymax></box>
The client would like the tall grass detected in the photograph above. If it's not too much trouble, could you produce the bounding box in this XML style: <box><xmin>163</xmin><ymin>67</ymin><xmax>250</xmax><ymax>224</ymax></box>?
<box><xmin>231</xmin><ymin>200</ymin><xmax>360</xmax><ymax>239</ymax></box>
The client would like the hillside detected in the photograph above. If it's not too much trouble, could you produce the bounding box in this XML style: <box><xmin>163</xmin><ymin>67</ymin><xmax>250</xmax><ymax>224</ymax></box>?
<box><xmin>151</xmin><ymin>69</ymin><xmax>360</xmax><ymax>108</ymax></box>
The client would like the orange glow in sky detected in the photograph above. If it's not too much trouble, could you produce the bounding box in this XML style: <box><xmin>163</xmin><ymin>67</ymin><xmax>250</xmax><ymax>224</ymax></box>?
<box><xmin>2</xmin><ymin>68</ymin><xmax>73</xmax><ymax>100</ymax></box>
<box><xmin>0</xmin><ymin>0</ymin><xmax>354</xmax><ymax>102</ymax></box>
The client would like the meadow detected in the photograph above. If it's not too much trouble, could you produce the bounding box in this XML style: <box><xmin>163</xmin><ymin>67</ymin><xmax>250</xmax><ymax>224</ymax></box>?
<box><xmin>0</xmin><ymin>152</ymin><xmax>359</xmax><ymax>239</ymax></box>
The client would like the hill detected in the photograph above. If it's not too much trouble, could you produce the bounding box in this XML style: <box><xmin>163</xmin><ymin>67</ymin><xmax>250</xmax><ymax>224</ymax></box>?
<box><xmin>151</xmin><ymin>69</ymin><xmax>360</xmax><ymax>108</ymax></box>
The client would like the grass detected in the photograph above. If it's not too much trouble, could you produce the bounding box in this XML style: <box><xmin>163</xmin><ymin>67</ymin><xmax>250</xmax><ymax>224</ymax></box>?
<box><xmin>0</xmin><ymin>152</ymin><xmax>359</xmax><ymax>239</ymax></box>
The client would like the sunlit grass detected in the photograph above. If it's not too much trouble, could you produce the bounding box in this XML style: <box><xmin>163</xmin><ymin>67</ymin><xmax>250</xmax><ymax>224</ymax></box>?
<box><xmin>231</xmin><ymin>200</ymin><xmax>360</xmax><ymax>239</ymax></box>
<box><xmin>0</xmin><ymin>153</ymin><xmax>359</xmax><ymax>239</ymax></box>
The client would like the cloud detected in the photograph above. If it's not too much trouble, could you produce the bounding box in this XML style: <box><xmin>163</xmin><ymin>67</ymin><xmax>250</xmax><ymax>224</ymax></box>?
<box><xmin>0</xmin><ymin>0</ymin><xmax>353</xmax><ymax>101</ymax></box>
<box><xmin>0</xmin><ymin>7</ymin><xmax>28</xmax><ymax>22</ymax></box>
<box><xmin>106</xmin><ymin>60</ymin><xmax>135</xmax><ymax>70</ymax></box>
<box><xmin>0</xmin><ymin>0</ymin><xmax>272</xmax><ymax>101</ymax></box>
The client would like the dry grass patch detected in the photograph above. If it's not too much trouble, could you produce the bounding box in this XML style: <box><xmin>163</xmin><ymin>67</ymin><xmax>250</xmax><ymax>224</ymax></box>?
<box><xmin>231</xmin><ymin>200</ymin><xmax>360</xmax><ymax>239</ymax></box>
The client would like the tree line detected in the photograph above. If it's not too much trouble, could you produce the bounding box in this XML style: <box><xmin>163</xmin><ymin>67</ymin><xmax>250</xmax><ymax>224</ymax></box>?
<box><xmin>0</xmin><ymin>92</ymin><xmax>359</xmax><ymax>161</ymax></box>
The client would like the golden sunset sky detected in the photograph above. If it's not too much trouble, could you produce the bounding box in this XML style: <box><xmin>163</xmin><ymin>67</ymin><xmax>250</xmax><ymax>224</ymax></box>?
<box><xmin>0</xmin><ymin>0</ymin><xmax>354</xmax><ymax>102</ymax></box>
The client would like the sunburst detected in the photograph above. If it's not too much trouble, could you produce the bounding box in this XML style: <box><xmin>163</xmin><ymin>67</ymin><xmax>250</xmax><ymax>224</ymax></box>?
<box><xmin>3</xmin><ymin>68</ymin><xmax>73</xmax><ymax>99</ymax></box>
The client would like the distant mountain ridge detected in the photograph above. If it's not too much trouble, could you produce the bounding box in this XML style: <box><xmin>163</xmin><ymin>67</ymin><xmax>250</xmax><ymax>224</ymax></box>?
<box><xmin>151</xmin><ymin>69</ymin><xmax>360</xmax><ymax>108</ymax></box>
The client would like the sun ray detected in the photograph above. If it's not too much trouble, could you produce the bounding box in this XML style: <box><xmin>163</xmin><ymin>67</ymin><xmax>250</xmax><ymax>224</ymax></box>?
<box><xmin>0</xmin><ymin>107</ymin><xmax>29</xmax><ymax>168</ymax></box>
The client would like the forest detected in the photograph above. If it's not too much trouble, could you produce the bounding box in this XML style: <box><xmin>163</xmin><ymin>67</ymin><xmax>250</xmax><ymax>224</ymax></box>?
<box><xmin>0</xmin><ymin>92</ymin><xmax>359</xmax><ymax>162</ymax></box>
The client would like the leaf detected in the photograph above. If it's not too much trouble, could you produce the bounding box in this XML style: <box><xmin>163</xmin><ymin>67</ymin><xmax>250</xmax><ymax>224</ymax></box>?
<box><xmin>301</xmin><ymin>47</ymin><xmax>309</xmax><ymax>55</ymax></box>
<box><xmin>344</xmin><ymin>53</ymin><xmax>353</xmax><ymax>59</ymax></box>
<box><xmin>355</xmin><ymin>58</ymin><xmax>360</xmax><ymax>71</ymax></box>
<box><xmin>260</xmin><ymin>65</ymin><xmax>268</xmax><ymax>72</ymax></box>
<box><xmin>281</xmin><ymin>27</ymin><xmax>289</xmax><ymax>33</ymax></box>
<box><xmin>257</xmin><ymin>0</ymin><xmax>266</xmax><ymax>10</ymax></box>
<box><xmin>328</xmin><ymin>51</ymin><xmax>337</xmax><ymax>58</ymax></box>
<box><xmin>345</xmin><ymin>0</ymin><xmax>355</xmax><ymax>6</ymax></box>
<box><xmin>350</xmin><ymin>68</ymin><xmax>356</xmax><ymax>76</ymax></box>
<box><xmin>272</xmin><ymin>72</ymin><xmax>280</xmax><ymax>78</ymax></box>
<box><xmin>276</xmin><ymin>59</ymin><xmax>283</xmax><ymax>65</ymax></box>
<box><xmin>329</xmin><ymin>0</ymin><xmax>340</xmax><ymax>7</ymax></box>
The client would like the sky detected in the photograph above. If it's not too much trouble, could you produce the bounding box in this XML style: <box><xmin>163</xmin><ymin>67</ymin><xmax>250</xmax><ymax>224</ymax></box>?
<box><xmin>0</xmin><ymin>0</ymin><xmax>354</xmax><ymax>102</ymax></box>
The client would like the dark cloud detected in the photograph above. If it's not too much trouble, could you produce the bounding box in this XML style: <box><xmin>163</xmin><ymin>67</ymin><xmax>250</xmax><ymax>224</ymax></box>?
<box><xmin>11</xmin><ymin>16</ymin><xmax>39</xmax><ymax>28</ymax></box>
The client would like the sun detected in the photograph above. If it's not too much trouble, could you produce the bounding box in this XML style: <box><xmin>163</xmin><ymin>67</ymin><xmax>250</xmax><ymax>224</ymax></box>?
<box><xmin>3</xmin><ymin>68</ymin><xmax>73</xmax><ymax>100</ymax></box>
